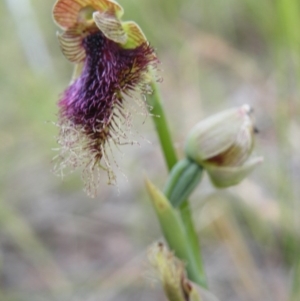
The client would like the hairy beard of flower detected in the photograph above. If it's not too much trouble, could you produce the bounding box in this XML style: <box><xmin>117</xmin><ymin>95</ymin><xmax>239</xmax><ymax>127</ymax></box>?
<box><xmin>54</xmin><ymin>31</ymin><xmax>157</xmax><ymax>196</ymax></box>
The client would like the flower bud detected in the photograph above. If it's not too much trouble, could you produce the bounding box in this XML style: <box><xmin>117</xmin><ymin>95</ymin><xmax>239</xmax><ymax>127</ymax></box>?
<box><xmin>185</xmin><ymin>105</ymin><xmax>263</xmax><ymax>188</ymax></box>
<box><xmin>148</xmin><ymin>242</ymin><xmax>220</xmax><ymax>301</ymax></box>
<box><xmin>148</xmin><ymin>242</ymin><xmax>186</xmax><ymax>301</ymax></box>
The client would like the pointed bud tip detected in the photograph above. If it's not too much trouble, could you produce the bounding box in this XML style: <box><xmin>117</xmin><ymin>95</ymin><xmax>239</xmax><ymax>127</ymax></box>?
<box><xmin>240</xmin><ymin>104</ymin><xmax>252</xmax><ymax>114</ymax></box>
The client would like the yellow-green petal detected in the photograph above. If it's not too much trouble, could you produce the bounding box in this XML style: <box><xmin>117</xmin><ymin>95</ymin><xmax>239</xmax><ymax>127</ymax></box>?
<box><xmin>57</xmin><ymin>29</ymin><xmax>86</xmax><ymax>63</ymax></box>
<box><xmin>122</xmin><ymin>21</ymin><xmax>147</xmax><ymax>49</ymax></box>
<box><xmin>53</xmin><ymin>0</ymin><xmax>124</xmax><ymax>29</ymax></box>
<box><xmin>93</xmin><ymin>11</ymin><xmax>127</xmax><ymax>44</ymax></box>
<box><xmin>95</xmin><ymin>0</ymin><xmax>124</xmax><ymax>19</ymax></box>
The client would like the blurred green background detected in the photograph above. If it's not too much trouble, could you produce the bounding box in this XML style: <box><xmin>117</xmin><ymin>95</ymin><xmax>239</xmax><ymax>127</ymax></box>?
<box><xmin>0</xmin><ymin>0</ymin><xmax>299</xmax><ymax>300</ymax></box>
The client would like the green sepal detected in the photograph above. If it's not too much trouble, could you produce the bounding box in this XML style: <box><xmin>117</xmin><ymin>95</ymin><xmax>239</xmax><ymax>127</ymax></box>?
<box><xmin>205</xmin><ymin>156</ymin><xmax>263</xmax><ymax>188</ymax></box>
<box><xmin>122</xmin><ymin>21</ymin><xmax>147</xmax><ymax>49</ymax></box>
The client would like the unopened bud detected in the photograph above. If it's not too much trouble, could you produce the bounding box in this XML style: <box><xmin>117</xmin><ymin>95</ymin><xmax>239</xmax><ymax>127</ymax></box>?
<box><xmin>148</xmin><ymin>242</ymin><xmax>220</xmax><ymax>301</ymax></box>
<box><xmin>185</xmin><ymin>105</ymin><xmax>263</xmax><ymax>188</ymax></box>
<box><xmin>148</xmin><ymin>242</ymin><xmax>186</xmax><ymax>301</ymax></box>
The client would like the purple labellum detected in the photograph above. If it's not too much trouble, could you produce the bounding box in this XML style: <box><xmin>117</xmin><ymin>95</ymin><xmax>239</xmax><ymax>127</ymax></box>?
<box><xmin>55</xmin><ymin>31</ymin><xmax>157</xmax><ymax>195</ymax></box>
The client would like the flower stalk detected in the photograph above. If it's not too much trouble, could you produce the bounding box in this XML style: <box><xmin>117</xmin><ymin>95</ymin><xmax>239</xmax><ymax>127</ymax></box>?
<box><xmin>147</xmin><ymin>81</ymin><xmax>208</xmax><ymax>287</ymax></box>
<box><xmin>147</xmin><ymin>81</ymin><xmax>178</xmax><ymax>170</ymax></box>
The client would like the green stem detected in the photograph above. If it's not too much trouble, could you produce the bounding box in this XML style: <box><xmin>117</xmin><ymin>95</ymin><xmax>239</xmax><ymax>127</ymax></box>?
<box><xmin>179</xmin><ymin>200</ymin><xmax>207</xmax><ymax>287</ymax></box>
<box><xmin>147</xmin><ymin>81</ymin><xmax>177</xmax><ymax>171</ymax></box>
<box><xmin>147</xmin><ymin>81</ymin><xmax>207</xmax><ymax>287</ymax></box>
<box><xmin>290</xmin><ymin>255</ymin><xmax>300</xmax><ymax>301</ymax></box>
